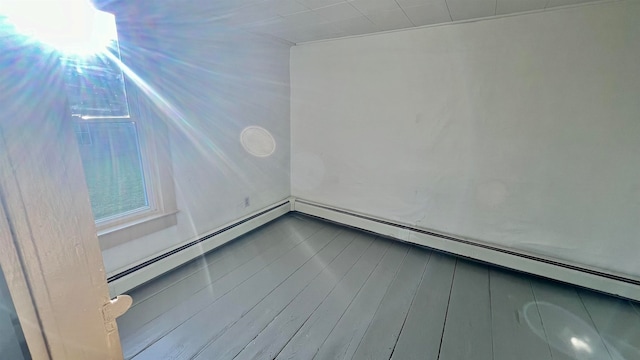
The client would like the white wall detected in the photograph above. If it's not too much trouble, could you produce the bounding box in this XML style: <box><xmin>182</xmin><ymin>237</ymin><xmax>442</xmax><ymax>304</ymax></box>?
<box><xmin>291</xmin><ymin>1</ymin><xmax>640</xmax><ymax>278</ymax></box>
<box><xmin>101</xmin><ymin>1</ymin><xmax>292</xmax><ymax>274</ymax></box>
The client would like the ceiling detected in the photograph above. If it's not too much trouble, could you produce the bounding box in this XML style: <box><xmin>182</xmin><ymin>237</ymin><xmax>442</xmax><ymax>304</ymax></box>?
<box><xmin>211</xmin><ymin>0</ymin><xmax>606</xmax><ymax>44</ymax></box>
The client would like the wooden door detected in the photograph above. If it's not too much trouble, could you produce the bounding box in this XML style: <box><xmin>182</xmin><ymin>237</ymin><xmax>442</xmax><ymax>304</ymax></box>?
<box><xmin>0</xmin><ymin>41</ymin><xmax>128</xmax><ymax>359</ymax></box>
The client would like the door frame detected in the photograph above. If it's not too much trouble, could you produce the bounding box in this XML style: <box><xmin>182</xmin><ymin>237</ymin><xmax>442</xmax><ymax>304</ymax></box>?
<box><xmin>0</xmin><ymin>44</ymin><xmax>125</xmax><ymax>359</ymax></box>
<box><xmin>0</xmin><ymin>186</ymin><xmax>49</xmax><ymax>359</ymax></box>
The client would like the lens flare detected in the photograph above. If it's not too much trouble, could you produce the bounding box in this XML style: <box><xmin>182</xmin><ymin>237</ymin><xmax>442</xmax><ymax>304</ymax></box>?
<box><xmin>0</xmin><ymin>0</ymin><xmax>116</xmax><ymax>55</ymax></box>
<box><xmin>570</xmin><ymin>337</ymin><xmax>593</xmax><ymax>354</ymax></box>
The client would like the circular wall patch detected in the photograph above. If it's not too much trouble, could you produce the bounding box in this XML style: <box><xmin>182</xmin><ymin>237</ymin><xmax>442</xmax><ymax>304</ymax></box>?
<box><xmin>240</xmin><ymin>126</ymin><xmax>276</xmax><ymax>157</ymax></box>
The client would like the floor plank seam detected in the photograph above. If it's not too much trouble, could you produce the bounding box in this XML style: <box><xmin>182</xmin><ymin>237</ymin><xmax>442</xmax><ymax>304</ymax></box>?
<box><xmin>208</xmin><ymin>228</ymin><xmax>345</xmax><ymax>359</ymax></box>
<box><xmin>250</xmin><ymin>236</ymin><xmax>375</xmax><ymax>360</ymax></box>
<box><xmin>195</xmin><ymin>231</ymin><xmax>357</xmax><ymax>360</ymax></box>
<box><xmin>129</xmin><ymin>224</ymin><xmax>331</xmax><ymax>359</ymax></box>
<box><xmin>127</xmin><ymin>227</ymin><xmax>287</xmax><ymax>328</ymax></box>
<box><xmin>388</xmin><ymin>251</ymin><xmax>433</xmax><ymax>360</ymax></box>
<box><xmin>528</xmin><ymin>281</ymin><xmax>555</xmax><ymax>359</ymax></box>
<box><xmin>270</xmin><ymin>318</ymin><xmax>303</xmax><ymax>360</ymax></box>
<box><xmin>351</xmin><ymin>247</ymin><xmax>411</xmax><ymax>358</ymax></box>
<box><xmin>131</xmin><ymin>223</ymin><xmax>293</xmax><ymax>300</ymax></box>
<box><xmin>576</xmin><ymin>290</ymin><xmax>615</xmax><ymax>360</ymax></box>
<box><xmin>129</xmin><ymin>224</ymin><xmax>277</xmax><ymax>308</ymax></box>
<box><xmin>120</xmin><ymin>217</ymin><xmax>640</xmax><ymax>360</ymax></box>
<box><xmin>240</xmin><ymin>228</ymin><xmax>344</xmax><ymax>321</ymax></box>
<box><xmin>307</xmin><ymin>238</ymin><xmax>392</xmax><ymax>360</ymax></box>
<box><xmin>272</xmin><ymin>237</ymin><xmax>390</xmax><ymax>359</ymax></box>
<box><xmin>138</xmin><ymin>224</ymin><xmax>343</xmax><ymax>359</ymax></box>
<box><xmin>436</xmin><ymin>258</ymin><xmax>458</xmax><ymax>360</ymax></box>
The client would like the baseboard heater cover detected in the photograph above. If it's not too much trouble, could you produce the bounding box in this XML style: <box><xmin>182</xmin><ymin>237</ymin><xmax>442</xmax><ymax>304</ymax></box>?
<box><xmin>107</xmin><ymin>199</ymin><xmax>291</xmax><ymax>297</ymax></box>
<box><xmin>292</xmin><ymin>198</ymin><xmax>640</xmax><ymax>302</ymax></box>
<box><xmin>106</xmin><ymin>196</ymin><xmax>640</xmax><ymax>301</ymax></box>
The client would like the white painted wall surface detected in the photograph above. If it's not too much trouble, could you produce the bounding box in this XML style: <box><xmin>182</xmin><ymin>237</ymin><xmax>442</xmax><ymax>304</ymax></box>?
<box><xmin>291</xmin><ymin>1</ymin><xmax>640</xmax><ymax>278</ymax></box>
<box><xmin>101</xmin><ymin>1</ymin><xmax>292</xmax><ymax>274</ymax></box>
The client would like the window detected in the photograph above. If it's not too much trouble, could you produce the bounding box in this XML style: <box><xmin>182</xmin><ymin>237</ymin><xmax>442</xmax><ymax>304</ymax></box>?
<box><xmin>72</xmin><ymin>105</ymin><xmax>177</xmax><ymax>251</ymax></box>
<box><xmin>62</xmin><ymin>48</ymin><xmax>130</xmax><ymax>119</ymax></box>
<box><xmin>2</xmin><ymin>1</ymin><xmax>176</xmax><ymax>249</ymax></box>
<box><xmin>59</xmin><ymin>9</ymin><xmax>176</xmax><ymax>249</ymax></box>
<box><xmin>74</xmin><ymin>120</ymin><xmax>148</xmax><ymax>221</ymax></box>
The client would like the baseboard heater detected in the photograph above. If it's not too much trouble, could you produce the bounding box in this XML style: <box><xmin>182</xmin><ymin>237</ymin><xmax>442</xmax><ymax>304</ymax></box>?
<box><xmin>107</xmin><ymin>196</ymin><xmax>640</xmax><ymax>302</ymax></box>
<box><xmin>292</xmin><ymin>198</ymin><xmax>640</xmax><ymax>302</ymax></box>
<box><xmin>107</xmin><ymin>199</ymin><xmax>291</xmax><ymax>297</ymax></box>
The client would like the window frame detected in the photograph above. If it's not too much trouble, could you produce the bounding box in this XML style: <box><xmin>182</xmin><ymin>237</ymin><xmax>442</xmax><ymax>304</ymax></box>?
<box><xmin>61</xmin><ymin>7</ymin><xmax>177</xmax><ymax>250</ymax></box>
<box><xmin>76</xmin><ymin>86</ymin><xmax>177</xmax><ymax>250</ymax></box>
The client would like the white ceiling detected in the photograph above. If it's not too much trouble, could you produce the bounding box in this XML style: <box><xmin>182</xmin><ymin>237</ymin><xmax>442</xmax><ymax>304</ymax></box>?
<box><xmin>210</xmin><ymin>0</ymin><xmax>606</xmax><ymax>44</ymax></box>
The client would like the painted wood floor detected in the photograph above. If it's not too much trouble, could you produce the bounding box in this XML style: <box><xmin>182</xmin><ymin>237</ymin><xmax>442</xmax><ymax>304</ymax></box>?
<box><xmin>117</xmin><ymin>214</ymin><xmax>640</xmax><ymax>360</ymax></box>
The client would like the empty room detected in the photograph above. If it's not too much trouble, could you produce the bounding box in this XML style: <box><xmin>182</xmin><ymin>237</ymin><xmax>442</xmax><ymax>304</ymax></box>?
<box><xmin>1</xmin><ymin>0</ymin><xmax>639</xmax><ymax>359</ymax></box>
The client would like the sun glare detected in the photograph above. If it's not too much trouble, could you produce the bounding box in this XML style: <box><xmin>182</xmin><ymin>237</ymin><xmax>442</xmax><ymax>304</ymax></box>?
<box><xmin>1</xmin><ymin>0</ymin><xmax>116</xmax><ymax>55</ymax></box>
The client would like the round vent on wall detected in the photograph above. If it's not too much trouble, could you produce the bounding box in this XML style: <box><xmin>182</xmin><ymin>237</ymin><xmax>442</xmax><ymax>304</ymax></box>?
<box><xmin>240</xmin><ymin>126</ymin><xmax>276</xmax><ymax>157</ymax></box>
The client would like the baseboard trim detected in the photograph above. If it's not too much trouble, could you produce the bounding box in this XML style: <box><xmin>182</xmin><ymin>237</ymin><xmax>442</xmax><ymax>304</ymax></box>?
<box><xmin>292</xmin><ymin>198</ymin><xmax>640</xmax><ymax>302</ymax></box>
<box><xmin>107</xmin><ymin>199</ymin><xmax>292</xmax><ymax>297</ymax></box>
<box><xmin>108</xmin><ymin>196</ymin><xmax>640</xmax><ymax>301</ymax></box>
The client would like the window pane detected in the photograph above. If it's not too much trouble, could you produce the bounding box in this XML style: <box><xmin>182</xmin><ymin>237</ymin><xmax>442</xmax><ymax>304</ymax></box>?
<box><xmin>74</xmin><ymin>121</ymin><xmax>148</xmax><ymax>221</ymax></box>
<box><xmin>60</xmin><ymin>10</ymin><xmax>130</xmax><ymax>119</ymax></box>
<box><xmin>62</xmin><ymin>47</ymin><xmax>130</xmax><ymax>119</ymax></box>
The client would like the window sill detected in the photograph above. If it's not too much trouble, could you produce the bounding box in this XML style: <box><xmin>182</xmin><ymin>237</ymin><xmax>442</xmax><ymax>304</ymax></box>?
<box><xmin>98</xmin><ymin>210</ymin><xmax>178</xmax><ymax>250</ymax></box>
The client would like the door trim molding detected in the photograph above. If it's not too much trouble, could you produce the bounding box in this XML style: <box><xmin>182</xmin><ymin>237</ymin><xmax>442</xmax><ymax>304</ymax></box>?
<box><xmin>0</xmin><ymin>187</ymin><xmax>50</xmax><ymax>360</ymax></box>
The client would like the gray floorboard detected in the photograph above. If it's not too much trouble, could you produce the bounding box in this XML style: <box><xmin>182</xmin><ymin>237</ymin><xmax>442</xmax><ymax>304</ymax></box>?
<box><xmin>390</xmin><ymin>253</ymin><xmax>456</xmax><ymax>360</ymax></box>
<box><xmin>133</xmin><ymin>225</ymin><xmax>343</xmax><ymax>360</ymax></box>
<box><xmin>531</xmin><ymin>279</ymin><xmax>613</xmax><ymax>360</ymax></box>
<box><xmin>631</xmin><ymin>301</ymin><xmax>640</xmax><ymax>317</ymax></box>
<box><xmin>119</xmin><ymin>217</ymin><xmax>320</xmax><ymax>337</ymax></box>
<box><xmin>122</xmin><ymin>219</ymin><xmax>328</xmax><ymax>359</ymax></box>
<box><xmin>193</xmin><ymin>230</ymin><xmax>370</xmax><ymax>360</ymax></box>
<box><xmin>117</xmin><ymin>215</ymin><xmax>640</xmax><ymax>360</ymax></box>
<box><xmin>438</xmin><ymin>259</ymin><xmax>493</xmax><ymax>360</ymax></box>
<box><xmin>235</xmin><ymin>235</ymin><xmax>390</xmax><ymax>360</ymax></box>
<box><xmin>489</xmin><ymin>268</ymin><xmax>553</xmax><ymax>360</ymax></box>
<box><xmin>578</xmin><ymin>289</ymin><xmax>640</xmax><ymax>360</ymax></box>
<box><xmin>351</xmin><ymin>247</ymin><xmax>430</xmax><ymax>360</ymax></box>
<box><xmin>273</xmin><ymin>240</ymin><xmax>401</xmax><ymax>360</ymax></box>
<box><xmin>311</xmin><ymin>243</ymin><xmax>409</xmax><ymax>360</ymax></box>
<box><xmin>127</xmin><ymin>217</ymin><xmax>311</xmax><ymax>308</ymax></box>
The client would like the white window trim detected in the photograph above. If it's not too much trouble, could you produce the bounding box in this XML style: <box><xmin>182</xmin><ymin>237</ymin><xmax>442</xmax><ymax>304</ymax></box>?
<box><xmin>85</xmin><ymin>87</ymin><xmax>177</xmax><ymax>250</ymax></box>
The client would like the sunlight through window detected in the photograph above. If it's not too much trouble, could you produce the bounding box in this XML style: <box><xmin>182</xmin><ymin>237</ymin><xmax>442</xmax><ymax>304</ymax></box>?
<box><xmin>2</xmin><ymin>0</ymin><xmax>130</xmax><ymax>118</ymax></box>
<box><xmin>1</xmin><ymin>0</ymin><xmax>116</xmax><ymax>55</ymax></box>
